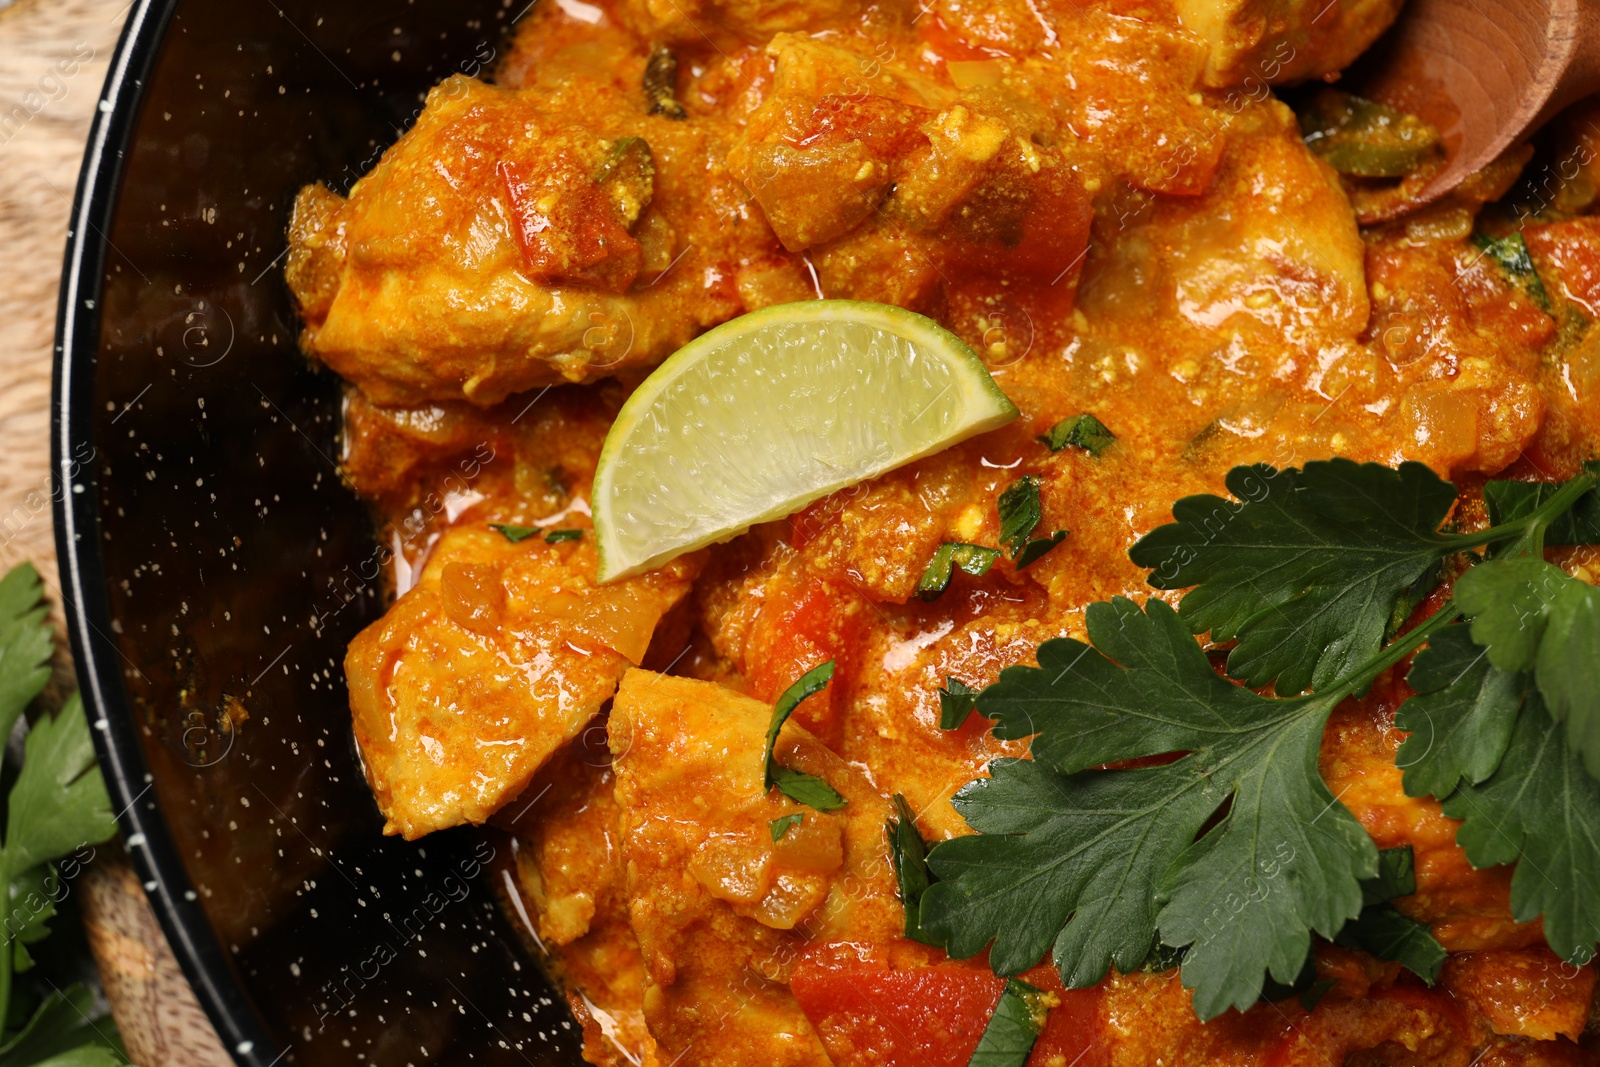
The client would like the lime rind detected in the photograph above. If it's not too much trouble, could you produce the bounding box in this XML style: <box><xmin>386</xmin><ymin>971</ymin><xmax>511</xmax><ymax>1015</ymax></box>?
<box><xmin>593</xmin><ymin>300</ymin><xmax>1018</xmax><ymax>582</ymax></box>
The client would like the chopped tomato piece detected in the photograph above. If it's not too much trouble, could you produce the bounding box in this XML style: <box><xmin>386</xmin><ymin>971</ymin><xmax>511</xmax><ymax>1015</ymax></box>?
<box><xmin>1526</xmin><ymin>216</ymin><xmax>1600</xmax><ymax>317</ymax></box>
<box><xmin>499</xmin><ymin>156</ymin><xmax>641</xmax><ymax>293</ymax></box>
<box><xmin>790</xmin><ymin>946</ymin><xmax>1107</xmax><ymax>1067</ymax></box>
<box><xmin>743</xmin><ymin>573</ymin><xmax>866</xmax><ymax>745</ymax></box>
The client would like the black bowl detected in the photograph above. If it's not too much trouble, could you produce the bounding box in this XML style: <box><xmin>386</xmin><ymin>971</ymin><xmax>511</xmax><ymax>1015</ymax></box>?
<box><xmin>52</xmin><ymin>2</ymin><xmax>582</xmax><ymax>1063</ymax></box>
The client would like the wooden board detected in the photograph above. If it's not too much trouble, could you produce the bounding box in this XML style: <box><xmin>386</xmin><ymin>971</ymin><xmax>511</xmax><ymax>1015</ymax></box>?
<box><xmin>0</xmin><ymin>0</ymin><xmax>231</xmax><ymax>1062</ymax></box>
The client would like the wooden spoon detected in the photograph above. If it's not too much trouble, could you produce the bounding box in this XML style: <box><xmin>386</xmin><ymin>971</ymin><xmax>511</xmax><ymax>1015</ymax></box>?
<box><xmin>1345</xmin><ymin>0</ymin><xmax>1600</xmax><ymax>219</ymax></box>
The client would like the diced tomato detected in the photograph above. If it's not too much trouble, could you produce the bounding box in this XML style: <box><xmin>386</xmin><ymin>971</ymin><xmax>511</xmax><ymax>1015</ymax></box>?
<box><xmin>790</xmin><ymin>946</ymin><xmax>1107</xmax><ymax>1067</ymax></box>
<box><xmin>743</xmin><ymin>573</ymin><xmax>866</xmax><ymax>745</ymax></box>
<box><xmin>793</xmin><ymin>95</ymin><xmax>932</xmax><ymax>157</ymax></box>
<box><xmin>1526</xmin><ymin>216</ymin><xmax>1600</xmax><ymax>317</ymax></box>
<box><xmin>499</xmin><ymin>156</ymin><xmax>641</xmax><ymax>293</ymax></box>
<box><xmin>917</xmin><ymin>12</ymin><xmax>1011</xmax><ymax>62</ymax></box>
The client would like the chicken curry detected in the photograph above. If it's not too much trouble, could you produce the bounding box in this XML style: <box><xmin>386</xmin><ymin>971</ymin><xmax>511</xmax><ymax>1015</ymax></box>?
<box><xmin>285</xmin><ymin>0</ymin><xmax>1600</xmax><ymax>1062</ymax></box>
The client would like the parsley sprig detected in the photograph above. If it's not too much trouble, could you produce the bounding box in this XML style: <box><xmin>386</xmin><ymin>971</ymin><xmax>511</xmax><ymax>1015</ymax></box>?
<box><xmin>0</xmin><ymin>564</ymin><xmax>124</xmax><ymax>1065</ymax></box>
<box><xmin>916</xmin><ymin>459</ymin><xmax>1600</xmax><ymax>1020</ymax></box>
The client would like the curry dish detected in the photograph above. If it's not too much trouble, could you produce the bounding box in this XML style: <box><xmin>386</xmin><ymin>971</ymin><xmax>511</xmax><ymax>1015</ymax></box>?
<box><xmin>285</xmin><ymin>0</ymin><xmax>1600</xmax><ymax>1062</ymax></box>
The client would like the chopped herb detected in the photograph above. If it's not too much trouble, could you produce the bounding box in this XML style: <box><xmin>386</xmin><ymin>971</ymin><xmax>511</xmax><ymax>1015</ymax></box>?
<box><xmin>917</xmin><ymin>543</ymin><xmax>1001</xmax><ymax>600</ymax></box>
<box><xmin>997</xmin><ymin>476</ymin><xmax>1067</xmax><ymax>568</ymax></box>
<box><xmin>1038</xmin><ymin>414</ymin><xmax>1115</xmax><ymax>456</ymax></box>
<box><xmin>938</xmin><ymin>677</ymin><xmax>981</xmax><ymax>730</ymax></box>
<box><xmin>770</xmin><ymin>813</ymin><xmax>804</xmax><ymax>841</ymax></box>
<box><xmin>1298</xmin><ymin>89</ymin><xmax>1441</xmax><ymax>178</ymax></box>
<box><xmin>886</xmin><ymin>794</ymin><xmax>936</xmax><ymax>943</ymax></box>
<box><xmin>761</xmin><ymin>661</ymin><xmax>835</xmax><ymax>791</ymax></box>
<box><xmin>771</xmin><ymin>765</ymin><xmax>848</xmax><ymax>811</ymax></box>
<box><xmin>922</xmin><ymin>460</ymin><xmax>1600</xmax><ymax>1021</ymax></box>
<box><xmin>968</xmin><ymin>978</ymin><xmax>1048</xmax><ymax>1067</ymax></box>
<box><xmin>643</xmin><ymin>45</ymin><xmax>686</xmax><ymax>119</ymax></box>
<box><xmin>1013</xmin><ymin>530</ymin><xmax>1067</xmax><ymax>570</ymax></box>
<box><xmin>997</xmin><ymin>476</ymin><xmax>1044</xmax><ymax>557</ymax></box>
<box><xmin>1472</xmin><ymin>232</ymin><xmax>1552</xmax><ymax>312</ymax></box>
<box><xmin>545</xmin><ymin>528</ymin><xmax>584</xmax><ymax>544</ymax></box>
<box><xmin>489</xmin><ymin>523</ymin><xmax>539</xmax><ymax>543</ymax></box>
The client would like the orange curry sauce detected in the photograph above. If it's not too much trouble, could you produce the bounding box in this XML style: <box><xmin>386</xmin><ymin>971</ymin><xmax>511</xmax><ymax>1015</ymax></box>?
<box><xmin>285</xmin><ymin>0</ymin><xmax>1600</xmax><ymax>1062</ymax></box>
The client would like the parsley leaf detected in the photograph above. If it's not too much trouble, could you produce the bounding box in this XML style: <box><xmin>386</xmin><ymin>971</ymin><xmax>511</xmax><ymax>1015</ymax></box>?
<box><xmin>771</xmin><ymin>766</ymin><xmax>847</xmax><ymax>811</ymax></box>
<box><xmin>770</xmin><ymin>813</ymin><xmax>803</xmax><ymax>841</ymax></box>
<box><xmin>1336</xmin><ymin>905</ymin><xmax>1446</xmax><ymax>983</ymax></box>
<box><xmin>921</xmin><ymin>597</ymin><xmax>1378</xmax><ymax>1019</ymax></box>
<box><xmin>1485</xmin><ymin>465</ymin><xmax>1600</xmax><ymax>545</ymax></box>
<box><xmin>0</xmin><ymin>564</ymin><xmax>52</xmax><ymax>745</ymax></box>
<box><xmin>918</xmin><ymin>544</ymin><xmax>1001</xmax><ymax>601</ymax></box>
<box><xmin>1440</xmin><ymin>688</ymin><xmax>1600</xmax><ymax>966</ymax></box>
<box><xmin>1334</xmin><ymin>846</ymin><xmax>1446</xmax><ymax>983</ymax></box>
<box><xmin>1394</xmin><ymin>625</ymin><xmax>1521</xmax><ymax>799</ymax></box>
<box><xmin>544</xmin><ymin>528</ymin><xmax>583</xmax><ymax>543</ymax></box>
<box><xmin>887</xmin><ymin>794</ymin><xmax>937</xmax><ymax>943</ymax></box>
<box><xmin>1454</xmin><ymin>559</ymin><xmax>1600</xmax><ymax>775</ymax></box>
<box><xmin>1129</xmin><ymin>460</ymin><xmax>1459</xmax><ymax>695</ymax></box>
<box><xmin>969</xmin><ymin>978</ymin><xmax>1046</xmax><ymax>1067</ymax></box>
<box><xmin>762</xmin><ymin>661</ymin><xmax>834</xmax><ymax>791</ymax></box>
<box><xmin>489</xmin><ymin>523</ymin><xmax>539</xmax><ymax>543</ymax></box>
<box><xmin>0</xmin><ymin>564</ymin><xmax>121</xmax><ymax>1062</ymax></box>
<box><xmin>1038</xmin><ymin>414</ymin><xmax>1115</xmax><ymax>457</ymax></box>
<box><xmin>0</xmin><ymin>984</ymin><xmax>125</xmax><ymax>1066</ymax></box>
<box><xmin>938</xmin><ymin>677</ymin><xmax>981</xmax><ymax>730</ymax></box>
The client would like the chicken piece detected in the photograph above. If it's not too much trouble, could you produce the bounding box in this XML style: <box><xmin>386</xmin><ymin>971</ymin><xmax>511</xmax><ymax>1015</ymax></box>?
<box><xmin>728</xmin><ymin>33</ymin><xmax>1093</xmax><ymax>330</ymax></box>
<box><xmin>288</xmin><ymin>70</ymin><xmax>767</xmax><ymax>406</ymax></box>
<box><xmin>1439</xmin><ymin>948</ymin><xmax>1597</xmax><ymax>1042</ymax></box>
<box><xmin>345</xmin><ymin>525</ymin><xmax>699</xmax><ymax>838</ymax></box>
<box><xmin>502</xmin><ymin>731</ymin><xmax>660</xmax><ymax>1067</ymax></box>
<box><xmin>1173</xmin><ymin>0</ymin><xmax>1405</xmax><ymax>88</ymax></box>
<box><xmin>609</xmin><ymin>670</ymin><xmax>903</xmax><ymax>1067</ymax></box>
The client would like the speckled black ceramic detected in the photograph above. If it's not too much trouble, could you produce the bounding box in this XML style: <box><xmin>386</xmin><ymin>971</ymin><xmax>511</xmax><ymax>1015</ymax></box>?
<box><xmin>53</xmin><ymin>2</ymin><xmax>583</xmax><ymax>1064</ymax></box>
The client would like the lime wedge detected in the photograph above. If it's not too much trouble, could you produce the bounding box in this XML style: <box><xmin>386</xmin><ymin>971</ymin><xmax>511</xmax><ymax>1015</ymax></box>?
<box><xmin>593</xmin><ymin>300</ymin><xmax>1019</xmax><ymax>582</ymax></box>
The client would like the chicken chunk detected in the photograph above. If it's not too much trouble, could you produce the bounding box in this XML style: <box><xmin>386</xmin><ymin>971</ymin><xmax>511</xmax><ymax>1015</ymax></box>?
<box><xmin>608</xmin><ymin>670</ymin><xmax>903</xmax><ymax>1067</ymax></box>
<box><xmin>345</xmin><ymin>525</ymin><xmax>699</xmax><ymax>838</ymax></box>
<box><xmin>288</xmin><ymin>70</ymin><xmax>770</xmax><ymax>406</ymax></box>
<box><xmin>1173</xmin><ymin>0</ymin><xmax>1406</xmax><ymax>88</ymax></box>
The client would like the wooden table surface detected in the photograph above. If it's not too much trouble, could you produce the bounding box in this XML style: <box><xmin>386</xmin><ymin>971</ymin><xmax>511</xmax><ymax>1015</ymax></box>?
<box><xmin>0</xmin><ymin>0</ymin><xmax>231</xmax><ymax>1062</ymax></box>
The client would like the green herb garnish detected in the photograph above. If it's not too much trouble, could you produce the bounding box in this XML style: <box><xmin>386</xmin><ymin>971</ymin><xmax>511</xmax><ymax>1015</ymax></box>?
<box><xmin>938</xmin><ymin>677</ymin><xmax>981</xmax><ymax>730</ymax></box>
<box><xmin>489</xmin><ymin>523</ymin><xmax>539</xmax><ymax>543</ymax></box>
<box><xmin>918</xmin><ymin>543</ymin><xmax>1001</xmax><ymax>600</ymax></box>
<box><xmin>922</xmin><ymin>459</ymin><xmax>1600</xmax><ymax>1020</ymax></box>
<box><xmin>969</xmin><ymin>977</ymin><xmax>1048</xmax><ymax>1067</ymax></box>
<box><xmin>886</xmin><ymin>794</ymin><xmax>936</xmax><ymax>944</ymax></box>
<box><xmin>771</xmin><ymin>766</ymin><xmax>848</xmax><ymax>811</ymax></box>
<box><xmin>0</xmin><ymin>564</ymin><xmax>123</xmax><ymax>1064</ymax></box>
<box><xmin>762</xmin><ymin>661</ymin><xmax>834</xmax><ymax>791</ymax></box>
<box><xmin>545</xmin><ymin>528</ymin><xmax>584</xmax><ymax>544</ymax></box>
<box><xmin>761</xmin><ymin>663</ymin><xmax>847</xmax><ymax>811</ymax></box>
<box><xmin>997</xmin><ymin>476</ymin><xmax>1067</xmax><ymax>569</ymax></box>
<box><xmin>769</xmin><ymin>813</ymin><xmax>804</xmax><ymax>841</ymax></box>
<box><xmin>1472</xmin><ymin>232</ymin><xmax>1552</xmax><ymax>312</ymax></box>
<box><xmin>1038</xmin><ymin>414</ymin><xmax>1115</xmax><ymax>457</ymax></box>
<box><xmin>1334</xmin><ymin>847</ymin><xmax>1446</xmax><ymax>983</ymax></box>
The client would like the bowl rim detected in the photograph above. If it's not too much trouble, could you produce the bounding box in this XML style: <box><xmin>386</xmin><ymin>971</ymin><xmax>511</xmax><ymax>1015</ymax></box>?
<box><xmin>51</xmin><ymin>1</ymin><xmax>277</xmax><ymax>1062</ymax></box>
